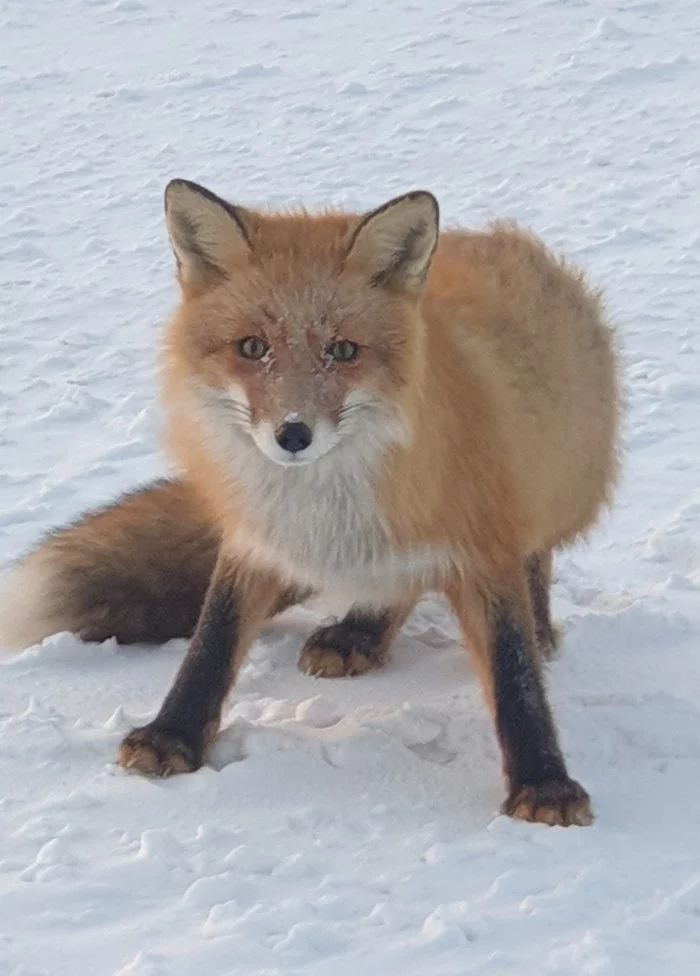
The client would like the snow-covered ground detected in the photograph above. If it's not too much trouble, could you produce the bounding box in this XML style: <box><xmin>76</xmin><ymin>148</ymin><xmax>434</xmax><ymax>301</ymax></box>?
<box><xmin>2</xmin><ymin>0</ymin><xmax>700</xmax><ymax>972</ymax></box>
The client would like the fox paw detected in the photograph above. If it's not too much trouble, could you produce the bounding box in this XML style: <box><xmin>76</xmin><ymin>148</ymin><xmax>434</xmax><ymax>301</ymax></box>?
<box><xmin>298</xmin><ymin>623</ymin><xmax>387</xmax><ymax>678</ymax></box>
<box><xmin>117</xmin><ymin>724</ymin><xmax>202</xmax><ymax>778</ymax></box>
<box><xmin>502</xmin><ymin>778</ymin><xmax>593</xmax><ymax>826</ymax></box>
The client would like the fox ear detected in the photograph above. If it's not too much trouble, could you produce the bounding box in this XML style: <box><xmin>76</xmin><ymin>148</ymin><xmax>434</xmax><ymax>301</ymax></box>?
<box><xmin>344</xmin><ymin>191</ymin><xmax>439</xmax><ymax>294</ymax></box>
<box><xmin>164</xmin><ymin>179</ymin><xmax>252</xmax><ymax>292</ymax></box>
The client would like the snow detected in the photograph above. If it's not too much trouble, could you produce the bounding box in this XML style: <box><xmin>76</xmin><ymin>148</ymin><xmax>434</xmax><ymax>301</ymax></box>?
<box><xmin>1</xmin><ymin>0</ymin><xmax>700</xmax><ymax>972</ymax></box>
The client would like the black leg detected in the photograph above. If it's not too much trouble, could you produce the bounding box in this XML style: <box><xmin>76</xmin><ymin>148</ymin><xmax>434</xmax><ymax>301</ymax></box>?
<box><xmin>117</xmin><ymin>554</ymin><xmax>281</xmax><ymax>776</ymax></box>
<box><xmin>491</xmin><ymin>598</ymin><xmax>592</xmax><ymax>825</ymax></box>
<box><xmin>448</xmin><ymin>571</ymin><xmax>592</xmax><ymax>826</ymax></box>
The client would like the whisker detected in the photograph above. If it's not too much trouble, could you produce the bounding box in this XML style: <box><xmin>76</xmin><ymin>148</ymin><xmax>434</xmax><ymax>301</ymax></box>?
<box><xmin>338</xmin><ymin>399</ymin><xmax>381</xmax><ymax>419</ymax></box>
<box><xmin>212</xmin><ymin>397</ymin><xmax>253</xmax><ymax>430</ymax></box>
<box><xmin>217</xmin><ymin>398</ymin><xmax>252</xmax><ymax>417</ymax></box>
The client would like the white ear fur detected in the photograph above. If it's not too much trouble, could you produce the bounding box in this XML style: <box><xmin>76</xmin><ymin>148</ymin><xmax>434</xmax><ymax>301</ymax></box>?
<box><xmin>164</xmin><ymin>179</ymin><xmax>252</xmax><ymax>290</ymax></box>
<box><xmin>345</xmin><ymin>191</ymin><xmax>439</xmax><ymax>293</ymax></box>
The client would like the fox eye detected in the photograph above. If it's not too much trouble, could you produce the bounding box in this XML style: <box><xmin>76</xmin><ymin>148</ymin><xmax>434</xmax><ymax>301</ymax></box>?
<box><xmin>238</xmin><ymin>336</ymin><xmax>269</xmax><ymax>361</ymax></box>
<box><xmin>327</xmin><ymin>339</ymin><xmax>358</xmax><ymax>363</ymax></box>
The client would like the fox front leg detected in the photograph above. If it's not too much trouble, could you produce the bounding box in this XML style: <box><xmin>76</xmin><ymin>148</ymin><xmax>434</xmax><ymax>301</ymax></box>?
<box><xmin>117</xmin><ymin>554</ymin><xmax>283</xmax><ymax>777</ymax></box>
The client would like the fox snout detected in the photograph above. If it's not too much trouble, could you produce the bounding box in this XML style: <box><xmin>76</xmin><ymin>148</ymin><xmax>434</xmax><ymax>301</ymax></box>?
<box><xmin>250</xmin><ymin>416</ymin><xmax>340</xmax><ymax>466</ymax></box>
<box><xmin>275</xmin><ymin>421</ymin><xmax>313</xmax><ymax>455</ymax></box>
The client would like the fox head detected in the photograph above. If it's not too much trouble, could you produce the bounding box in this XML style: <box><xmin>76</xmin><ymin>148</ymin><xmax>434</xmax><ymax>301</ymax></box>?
<box><xmin>163</xmin><ymin>179</ymin><xmax>439</xmax><ymax>468</ymax></box>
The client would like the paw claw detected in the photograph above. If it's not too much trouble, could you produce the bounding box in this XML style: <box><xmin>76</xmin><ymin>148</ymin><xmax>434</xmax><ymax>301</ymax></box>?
<box><xmin>298</xmin><ymin>623</ymin><xmax>387</xmax><ymax>678</ymax></box>
<box><xmin>117</xmin><ymin>724</ymin><xmax>201</xmax><ymax>778</ymax></box>
<box><xmin>298</xmin><ymin>645</ymin><xmax>380</xmax><ymax>678</ymax></box>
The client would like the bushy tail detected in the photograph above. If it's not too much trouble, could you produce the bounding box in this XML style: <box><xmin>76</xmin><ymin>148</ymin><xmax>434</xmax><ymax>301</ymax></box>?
<box><xmin>0</xmin><ymin>479</ymin><xmax>219</xmax><ymax>650</ymax></box>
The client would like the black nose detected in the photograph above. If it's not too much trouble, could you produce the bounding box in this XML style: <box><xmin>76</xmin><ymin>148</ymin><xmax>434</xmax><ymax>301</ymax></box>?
<box><xmin>275</xmin><ymin>421</ymin><xmax>313</xmax><ymax>454</ymax></box>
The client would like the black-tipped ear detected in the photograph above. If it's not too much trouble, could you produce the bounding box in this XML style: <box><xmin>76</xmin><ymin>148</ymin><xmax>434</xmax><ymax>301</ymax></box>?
<box><xmin>164</xmin><ymin>179</ymin><xmax>252</xmax><ymax>292</ymax></box>
<box><xmin>344</xmin><ymin>191</ymin><xmax>439</xmax><ymax>294</ymax></box>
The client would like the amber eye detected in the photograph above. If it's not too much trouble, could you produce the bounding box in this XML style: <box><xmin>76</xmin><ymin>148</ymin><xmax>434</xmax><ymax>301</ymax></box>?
<box><xmin>327</xmin><ymin>339</ymin><xmax>358</xmax><ymax>363</ymax></box>
<box><xmin>238</xmin><ymin>336</ymin><xmax>269</xmax><ymax>361</ymax></box>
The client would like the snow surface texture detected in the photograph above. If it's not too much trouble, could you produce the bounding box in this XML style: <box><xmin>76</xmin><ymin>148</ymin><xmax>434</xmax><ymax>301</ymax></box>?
<box><xmin>1</xmin><ymin>0</ymin><xmax>700</xmax><ymax>973</ymax></box>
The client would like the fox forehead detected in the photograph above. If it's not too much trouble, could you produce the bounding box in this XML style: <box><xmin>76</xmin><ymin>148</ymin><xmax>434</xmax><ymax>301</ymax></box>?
<box><xmin>232</xmin><ymin>269</ymin><xmax>350</xmax><ymax>337</ymax></box>
<box><xmin>244</xmin><ymin>209</ymin><xmax>356</xmax><ymax>260</ymax></box>
<box><xmin>180</xmin><ymin>209</ymin><xmax>408</xmax><ymax>333</ymax></box>
<box><xmin>211</xmin><ymin>210</ymin><xmax>356</xmax><ymax>324</ymax></box>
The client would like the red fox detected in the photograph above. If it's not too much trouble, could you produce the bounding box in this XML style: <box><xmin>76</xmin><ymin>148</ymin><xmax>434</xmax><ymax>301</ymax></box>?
<box><xmin>0</xmin><ymin>180</ymin><xmax>619</xmax><ymax>826</ymax></box>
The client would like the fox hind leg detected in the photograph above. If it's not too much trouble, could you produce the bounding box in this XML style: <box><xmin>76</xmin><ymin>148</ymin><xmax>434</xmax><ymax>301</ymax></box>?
<box><xmin>299</xmin><ymin>601</ymin><xmax>415</xmax><ymax>678</ymax></box>
<box><xmin>525</xmin><ymin>550</ymin><xmax>561</xmax><ymax>659</ymax></box>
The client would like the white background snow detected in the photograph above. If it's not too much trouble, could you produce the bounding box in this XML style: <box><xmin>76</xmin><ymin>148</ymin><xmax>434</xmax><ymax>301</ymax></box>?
<box><xmin>1</xmin><ymin>0</ymin><xmax>700</xmax><ymax>972</ymax></box>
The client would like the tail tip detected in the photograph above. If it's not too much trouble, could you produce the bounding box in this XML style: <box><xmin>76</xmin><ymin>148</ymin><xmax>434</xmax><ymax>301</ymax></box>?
<box><xmin>0</xmin><ymin>557</ymin><xmax>59</xmax><ymax>652</ymax></box>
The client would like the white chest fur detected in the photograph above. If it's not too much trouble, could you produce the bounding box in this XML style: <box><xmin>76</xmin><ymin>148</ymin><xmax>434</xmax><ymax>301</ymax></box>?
<box><xmin>234</xmin><ymin>447</ymin><xmax>389</xmax><ymax>588</ymax></box>
<box><xmin>194</xmin><ymin>389</ymin><xmax>451</xmax><ymax>606</ymax></box>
